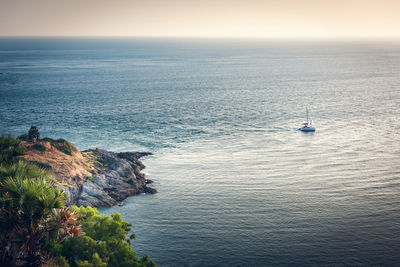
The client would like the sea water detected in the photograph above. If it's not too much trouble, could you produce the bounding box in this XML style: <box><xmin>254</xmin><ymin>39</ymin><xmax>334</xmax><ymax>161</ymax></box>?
<box><xmin>0</xmin><ymin>38</ymin><xmax>399</xmax><ymax>266</ymax></box>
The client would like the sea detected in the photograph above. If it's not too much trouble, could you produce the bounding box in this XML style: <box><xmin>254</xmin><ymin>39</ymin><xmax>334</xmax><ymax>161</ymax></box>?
<box><xmin>0</xmin><ymin>38</ymin><xmax>399</xmax><ymax>266</ymax></box>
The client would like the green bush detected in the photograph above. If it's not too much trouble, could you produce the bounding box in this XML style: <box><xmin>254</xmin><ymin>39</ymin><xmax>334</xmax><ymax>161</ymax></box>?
<box><xmin>42</xmin><ymin>137</ymin><xmax>73</xmax><ymax>155</ymax></box>
<box><xmin>60</xmin><ymin>145</ymin><xmax>72</xmax><ymax>155</ymax></box>
<box><xmin>0</xmin><ymin>162</ymin><xmax>79</xmax><ymax>266</ymax></box>
<box><xmin>54</xmin><ymin>139</ymin><xmax>73</xmax><ymax>155</ymax></box>
<box><xmin>0</xmin><ymin>135</ymin><xmax>26</xmax><ymax>164</ymax></box>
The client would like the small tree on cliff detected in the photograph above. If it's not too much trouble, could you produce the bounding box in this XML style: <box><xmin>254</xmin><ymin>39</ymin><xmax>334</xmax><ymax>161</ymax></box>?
<box><xmin>28</xmin><ymin>126</ymin><xmax>40</xmax><ymax>142</ymax></box>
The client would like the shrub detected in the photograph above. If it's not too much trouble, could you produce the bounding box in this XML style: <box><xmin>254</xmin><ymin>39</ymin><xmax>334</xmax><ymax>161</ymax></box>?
<box><xmin>60</xmin><ymin>145</ymin><xmax>72</xmax><ymax>155</ymax></box>
<box><xmin>42</xmin><ymin>138</ymin><xmax>73</xmax><ymax>155</ymax></box>
<box><xmin>0</xmin><ymin>135</ymin><xmax>26</xmax><ymax>164</ymax></box>
<box><xmin>54</xmin><ymin>139</ymin><xmax>73</xmax><ymax>156</ymax></box>
<box><xmin>0</xmin><ymin>162</ymin><xmax>81</xmax><ymax>266</ymax></box>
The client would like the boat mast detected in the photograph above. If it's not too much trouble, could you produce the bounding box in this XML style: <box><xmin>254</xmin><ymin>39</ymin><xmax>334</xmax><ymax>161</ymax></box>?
<box><xmin>306</xmin><ymin>107</ymin><xmax>309</xmax><ymax>125</ymax></box>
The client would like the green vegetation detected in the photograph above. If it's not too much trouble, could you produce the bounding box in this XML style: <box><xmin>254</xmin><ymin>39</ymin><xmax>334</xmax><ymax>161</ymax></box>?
<box><xmin>0</xmin><ymin>135</ymin><xmax>26</xmax><ymax>164</ymax></box>
<box><xmin>0</xmin><ymin>135</ymin><xmax>156</xmax><ymax>266</ymax></box>
<box><xmin>86</xmin><ymin>174</ymin><xmax>94</xmax><ymax>181</ymax></box>
<box><xmin>51</xmin><ymin>206</ymin><xmax>156</xmax><ymax>267</ymax></box>
<box><xmin>0</xmin><ymin>160</ymin><xmax>52</xmax><ymax>181</ymax></box>
<box><xmin>83</xmin><ymin>163</ymin><xmax>98</xmax><ymax>174</ymax></box>
<box><xmin>28</xmin><ymin>126</ymin><xmax>40</xmax><ymax>142</ymax></box>
<box><xmin>0</xmin><ymin>162</ymin><xmax>80</xmax><ymax>266</ymax></box>
<box><xmin>60</xmin><ymin>145</ymin><xmax>72</xmax><ymax>155</ymax></box>
<box><xmin>53</xmin><ymin>139</ymin><xmax>73</xmax><ymax>156</ymax></box>
<box><xmin>94</xmin><ymin>160</ymin><xmax>103</xmax><ymax>167</ymax></box>
<box><xmin>39</xmin><ymin>136</ymin><xmax>73</xmax><ymax>155</ymax></box>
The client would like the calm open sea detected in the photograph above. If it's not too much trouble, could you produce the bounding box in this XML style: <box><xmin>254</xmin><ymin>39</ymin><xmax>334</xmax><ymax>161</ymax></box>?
<box><xmin>1</xmin><ymin>38</ymin><xmax>399</xmax><ymax>266</ymax></box>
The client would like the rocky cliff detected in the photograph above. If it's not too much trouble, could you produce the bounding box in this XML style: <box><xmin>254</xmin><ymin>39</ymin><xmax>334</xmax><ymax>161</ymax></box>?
<box><xmin>20</xmin><ymin>139</ymin><xmax>156</xmax><ymax>207</ymax></box>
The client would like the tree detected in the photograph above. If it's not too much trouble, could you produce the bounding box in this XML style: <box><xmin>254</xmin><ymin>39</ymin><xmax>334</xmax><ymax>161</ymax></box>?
<box><xmin>51</xmin><ymin>206</ymin><xmax>156</xmax><ymax>267</ymax></box>
<box><xmin>28</xmin><ymin>126</ymin><xmax>40</xmax><ymax>142</ymax></box>
<box><xmin>0</xmin><ymin>162</ymin><xmax>80</xmax><ymax>266</ymax></box>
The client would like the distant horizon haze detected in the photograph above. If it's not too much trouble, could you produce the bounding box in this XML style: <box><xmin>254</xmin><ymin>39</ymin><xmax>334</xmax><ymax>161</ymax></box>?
<box><xmin>0</xmin><ymin>0</ymin><xmax>399</xmax><ymax>39</ymax></box>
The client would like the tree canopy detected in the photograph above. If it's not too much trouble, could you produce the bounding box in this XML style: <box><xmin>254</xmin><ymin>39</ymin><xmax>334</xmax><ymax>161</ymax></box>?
<box><xmin>51</xmin><ymin>206</ymin><xmax>156</xmax><ymax>267</ymax></box>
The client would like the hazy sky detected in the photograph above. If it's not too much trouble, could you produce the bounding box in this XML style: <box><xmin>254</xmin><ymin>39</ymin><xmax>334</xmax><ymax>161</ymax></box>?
<box><xmin>0</xmin><ymin>0</ymin><xmax>399</xmax><ymax>38</ymax></box>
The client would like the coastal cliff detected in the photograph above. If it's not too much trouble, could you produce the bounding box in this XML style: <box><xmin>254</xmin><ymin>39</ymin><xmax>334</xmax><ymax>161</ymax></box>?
<box><xmin>20</xmin><ymin>138</ymin><xmax>156</xmax><ymax>207</ymax></box>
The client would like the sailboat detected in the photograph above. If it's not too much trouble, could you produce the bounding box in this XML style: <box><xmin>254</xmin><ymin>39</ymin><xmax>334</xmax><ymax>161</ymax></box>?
<box><xmin>299</xmin><ymin>107</ymin><xmax>315</xmax><ymax>132</ymax></box>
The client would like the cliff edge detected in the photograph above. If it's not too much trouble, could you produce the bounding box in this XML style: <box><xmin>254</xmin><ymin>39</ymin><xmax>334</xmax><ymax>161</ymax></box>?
<box><xmin>20</xmin><ymin>138</ymin><xmax>156</xmax><ymax>207</ymax></box>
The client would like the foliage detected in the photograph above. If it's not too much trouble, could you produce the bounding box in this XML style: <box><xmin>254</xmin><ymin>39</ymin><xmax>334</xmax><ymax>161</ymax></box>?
<box><xmin>42</xmin><ymin>137</ymin><xmax>73</xmax><ymax>155</ymax></box>
<box><xmin>28</xmin><ymin>126</ymin><xmax>40</xmax><ymax>142</ymax></box>
<box><xmin>0</xmin><ymin>162</ymin><xmax>81</xmax><ymax>266</ymax></box>
<box><xmin>51</xmin><ymin>206</ymin><xmax>156</xmax><ymax>267</ymax></box>
<box><xmin>53</xmin><ymin>139</ymin><xmax>73</xmax><ymax>155</ymax></box>
<box><xmin>0</xmin><ymin>161</ymin><xmax>52</xmax><ymax>182</ymax></box>
<box><xmin>0</xmin><ymin>135</ymin><xmax>26</xmax><ymax>164</ymax></box>
<box><xmin>59</xmin><ymin>144</ymin><xmax>72</xmax><ymax>156</ymax></box>
<box><xmin>78</xmin><ymin>253</ymin><xmax>106</xmax><ymax>267</ymax></box>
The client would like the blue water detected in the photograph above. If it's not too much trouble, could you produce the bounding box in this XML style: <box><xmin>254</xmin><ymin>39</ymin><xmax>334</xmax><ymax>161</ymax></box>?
<box><xmin>1</xmin><ymin>38</ymin><xmax>400</xmax><ymax>266</ymax></box>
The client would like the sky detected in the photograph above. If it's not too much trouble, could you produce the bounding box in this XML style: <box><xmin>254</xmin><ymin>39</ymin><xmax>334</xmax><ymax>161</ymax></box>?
<box><xmin>0</xmin><ymin>0</ymin><xmax>399</xmax><ymax>38</ymax></box>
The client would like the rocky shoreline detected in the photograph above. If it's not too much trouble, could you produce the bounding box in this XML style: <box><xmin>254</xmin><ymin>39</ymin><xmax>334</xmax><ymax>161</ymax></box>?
<box><xmin>20</xmin><ymin>135</ymin><xmax>157</xmax><ymax>208</ymax></box>
<box><xmin>64</xmin><ymin>149</ymin><xmax>157</xmax><ymax>207</ymax></box>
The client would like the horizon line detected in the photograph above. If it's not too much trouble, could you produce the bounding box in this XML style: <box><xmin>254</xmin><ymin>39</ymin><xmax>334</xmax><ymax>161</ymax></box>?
<box><xmin>1</xmin><ymin>35</ymin><xmax>400</xmax><ymax>41</ymax></box>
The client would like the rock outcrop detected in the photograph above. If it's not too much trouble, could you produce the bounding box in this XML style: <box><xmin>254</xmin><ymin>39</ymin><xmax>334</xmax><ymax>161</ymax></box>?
<box><xmin>73</xmin><ymin>149</ymin><xmax>155</xmax><ymax>207</ymax></box>
<box><xmin>20</xmin><ymin>139</ymin><xmax>156</xmax><ymax>207</ymax></box>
